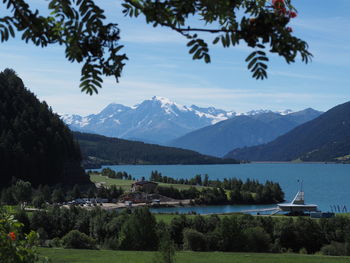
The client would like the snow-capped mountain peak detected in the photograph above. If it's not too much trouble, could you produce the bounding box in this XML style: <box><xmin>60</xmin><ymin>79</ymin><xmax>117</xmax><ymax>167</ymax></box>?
<box><xmin>150</xmin><ymin>96</ymin><xmax>188</xmax><ymax>113</ymax></box>
<box><xmin>62</xmin><ymin>96</ymin><xmax>236</xmax><ymax>143</ymax></box>
<box><xmin>152</xmin><ymin>95</ymin><xmax>173</xmax><ymax>105</ymax></box>
<box><xmin>99</xmin><ymin>103</ymin><xmax>130</xmax><ymax>116</ymax></box>
<box><xmin>62</xmin><ymin>96</ymin><xmax>318</xmax><ymax>145</ymax></box>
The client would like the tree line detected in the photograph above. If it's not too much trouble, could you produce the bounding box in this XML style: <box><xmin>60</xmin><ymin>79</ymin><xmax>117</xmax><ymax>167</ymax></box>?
<box><xmin>0</xmin><ymin>180</ymin><xmax>124</xmax><ymax>208</ymax></box>
<box><xmin>1</xmin><ymin>170</ymin><xmax>284</xmax><ymax>207</ymax></box>
<box><xmin>150</xmin><ymin>171</ymin><xmax>284</xmax><ymax>204</ymax></box>
<box><xmin>94</xmin><ymin>168</ymin><xmax>134</xmax><ymax>180</ymax></box>
<box><xmin>11</xmin><ymin>206</ymin><xmax>350</xmax><ymax>256</ymax></box>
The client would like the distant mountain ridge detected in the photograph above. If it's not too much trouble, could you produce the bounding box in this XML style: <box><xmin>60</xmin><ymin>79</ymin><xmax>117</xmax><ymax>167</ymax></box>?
<box><xmin>62</xmin><ymin>96</ymin><xmax>302</xmax><ymax>145</ymax></box>
<box><xmin>169</xmin><ymin>108</ymin><xmax>322</xmax><ymax>157</ymax></box>
<box><xmin>63</xmin><ymin>96</ymin><xmax>235</xmax><ymax>144</ymax></box>
<box><xmin>225</xmin><ymin>101</ymin><xmax>350</xmax><ymax>162</ymax></box>
<box><xmin>74</xmin><ymin>132</ymin><xmax>239</xmax><ymax>168</ymax></box>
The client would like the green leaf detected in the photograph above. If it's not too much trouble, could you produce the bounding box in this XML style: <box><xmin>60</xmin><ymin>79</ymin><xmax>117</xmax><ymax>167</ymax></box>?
<box><xmin>189</xmin><ymin>44</ymin><xmax>199</xmax><ymax>54</ymax></box>
<box><xmin>187</xmin><ymin>39</ymin><xmax>196</xmax><ymax>47</ymax></box>
<box><xmin>248</xmin><ymin>57</ymin><xmax>258</xmax><ymax>69</ymax></box>
<box><xmin>212</xmin><ymin>37</ymin><xmax>220</xmax><ymax>44</ymax></box>
<box><xmin>204</xmin><ymin>54</ymin><xmax>211</xmax><ymax>63</ymax></box>
<box><xmin>193</xmin><ymin>49</ymin><xmax>202</xmax><ymax>59</ymax></box>
<box><xmin>257</xmin><ymin>56</ymin><xmax>269</xmax><ymax>61</ymax></box>
<box><xmin>245</xmin><ymin>51</ymin><xmax>257</xmax><ymax>62</ymax></box>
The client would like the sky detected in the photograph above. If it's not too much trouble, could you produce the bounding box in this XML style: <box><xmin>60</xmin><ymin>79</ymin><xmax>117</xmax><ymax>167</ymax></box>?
<box><xmin>1</xmin><ymin>0</ymin><xmax>350</xmax><ymax>115</ymax></box>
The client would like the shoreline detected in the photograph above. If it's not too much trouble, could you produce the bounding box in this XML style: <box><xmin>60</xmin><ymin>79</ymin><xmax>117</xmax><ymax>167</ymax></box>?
<box><xmin>249</xmin><ymin>161</ymin><xmax>337</xmax><ymax>164</ymax></box>
<box><xmin>87</xmin><ymin>161</ymin><xmax>344</xmax><ymax>170</ymax></box>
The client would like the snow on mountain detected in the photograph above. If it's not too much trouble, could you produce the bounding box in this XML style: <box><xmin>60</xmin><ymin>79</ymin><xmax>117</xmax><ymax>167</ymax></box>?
<box><xmin>241</xmin><ymin>109</ymin><xmax>272</xmax><ymax>116</ymax></box>
<box><xmin>62</xmin><ymin>96</ymin><xmax>237</xmax><ymax>144</ymax></box>
<box><xmin>61</xmin><ymin>114</ymin><xmax>91</xmax><ymax>127</ymax></box>
<box><xmin>61</xmin><ymin>114</ymin><xmax>81</xmax><ymax>125</ymax></box>
<box><xmin>62</xmin><ymin>96</ymin><xmax>301</xmax><ymax>144</ymax></box>
<box><xmin>237</xmin><ymin>109</ymin><xmax>295</xmax><ymax>116</ymax></box>
<box><xmin>279</xmin><ymin>109</ymin><xmax>294</xmax><ymax>115</ymax></box>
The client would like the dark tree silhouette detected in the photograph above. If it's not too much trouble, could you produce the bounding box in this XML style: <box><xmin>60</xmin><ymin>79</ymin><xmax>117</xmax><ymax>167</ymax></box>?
<box><xmin>0</xmin><ymin>69</ymin><xmax>88</xmax><ymax>186</ymax></box>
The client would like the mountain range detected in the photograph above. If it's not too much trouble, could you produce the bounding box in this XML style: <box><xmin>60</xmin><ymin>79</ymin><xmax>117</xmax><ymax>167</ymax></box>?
<box><xmin>169</xmin><ymin>108</ymin><xmax>322</xmax><ymax>157</ymax></box>
<box><xmin>63</xmin><ymin>96</ymin><xmax>235</xmax><ymax>144</ymax></box>
<box><xmin>63</xmin><ymin>96</ymin><xmax>315</xmax><ymax>148</ymax></box>
<box><xmin>226</xmin><ymin>101</ymin><xmax>350</xmax><ymax>162</ymax></box>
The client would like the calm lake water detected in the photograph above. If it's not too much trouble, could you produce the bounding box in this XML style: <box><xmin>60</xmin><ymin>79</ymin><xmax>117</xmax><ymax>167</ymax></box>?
<box><xmin>92</xmin><ymin>163</ymin><xmax>350</xmax><ymax>214</ymax></box>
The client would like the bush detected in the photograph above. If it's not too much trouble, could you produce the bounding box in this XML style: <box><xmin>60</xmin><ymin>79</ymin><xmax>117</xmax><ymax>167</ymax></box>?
<box><xmin>49</xmin><ymin>237</ymin><xmax>62</xmax><ymax>247</ymax></box>
<box><xmin>321</xmin><ymin>242</ymin><xmax>347</xmax><ymax>256</ymax></box>
<box><xmin>153</xmin><ymin>233</ymin><xmax>176</xmax><ymax>263</ymax></box>
<box><xmin>0</xmin><ymin>210</ymin><xmax>40</xmax><ymax>263</ymax></box>
<box><xmin>299</xmin><ymin>247</ymin><xmax>308</xmax><ymax>254</ymax></box>
<box><xmin>32</xmin><ymin>195</ymin><xmax>46</xmax><ymax>209</ymax></box>
<box><xmin>61</xmin><ymin>230</ymin><xmax>97</xmax><ymax>249</ymax></box>
<box><xmin>243</xmin><ymin>226</ymin><xmax>271</xmax><ymax>252</ymax></box>
<box><xmin>206</xmin><ymin>231</ymin><xmax>221</xmax><ymax>251</ymax></box>
<box><xmin>37</xmin><ymin>227</ymin><xmax>48</xmax><ymax>246</ymax></box>
<box><xmin>118</xmin><ymin>208</ymin><xmax>158</xmax><ymax>251</ymax></box>
<box><xmin>183</xmin><ymin>228</ymin><xmax>207</xmax><ymax>251</ymax></box>
<box><xmin>102</xmin><ymin>237</ymin><xmax>119</xmax><ymax>250</ymax></box>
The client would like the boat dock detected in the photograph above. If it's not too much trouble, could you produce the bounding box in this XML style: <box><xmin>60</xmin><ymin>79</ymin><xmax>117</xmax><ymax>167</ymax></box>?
<box><xmin>241</xmin><ymin>207</ymin><xmax>280</xmax><ymax>213</ymax></box>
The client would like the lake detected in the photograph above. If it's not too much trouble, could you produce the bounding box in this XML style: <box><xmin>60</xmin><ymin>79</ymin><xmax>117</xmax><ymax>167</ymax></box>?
<box><xmin>92</xmin><ymin>163</ymin><xmax>350</xmax><ymax>214</ymax></box>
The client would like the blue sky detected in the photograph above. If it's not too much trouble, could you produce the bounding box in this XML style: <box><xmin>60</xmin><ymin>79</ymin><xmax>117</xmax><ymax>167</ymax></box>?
<box><xmin>1</xmin><ymin>0</ymin><xmax>350</xmax><ymax>115</ymax></box>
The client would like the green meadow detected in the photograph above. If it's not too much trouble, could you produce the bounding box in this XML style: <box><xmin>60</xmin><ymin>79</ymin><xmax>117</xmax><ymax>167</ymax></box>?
<box><xmin>39</xmin><ymin>248</ymin><xmax>350</xmax><ymax>263</ymax></box>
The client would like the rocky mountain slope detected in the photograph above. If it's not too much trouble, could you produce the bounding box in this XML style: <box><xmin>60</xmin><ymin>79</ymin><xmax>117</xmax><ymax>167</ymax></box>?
<box><xmin>63</xmin><ymin>96</ymin><xmax>236</xmax><ymax>144</ymax></box>
<box><xmin>170</xmin><ymin>108</ymin><xmax>322</xmax><ymax>157</ymax></box>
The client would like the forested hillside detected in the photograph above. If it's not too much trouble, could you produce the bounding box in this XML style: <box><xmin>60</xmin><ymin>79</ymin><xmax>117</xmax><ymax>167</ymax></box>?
<box><xmin>74</xmin><ymin>132</ymin><xmax>239</xmax><ymax>168</ymax></box>
<box><xmin>0</xmin><ymin>69</ymin><xmax>88</xmax><ymax>186</ymax></box>
<box><xmin>299</xmin><ymin>137</ymin><xmax>350</xmax><ymax>162</ymax></box>
<box><xmin>226</xmin><ymin>101</ymin><xmax>350</xmax><ymax>161</ymax></box>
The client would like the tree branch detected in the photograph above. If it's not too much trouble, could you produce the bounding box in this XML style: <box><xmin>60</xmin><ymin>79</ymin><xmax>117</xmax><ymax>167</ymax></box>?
<box><xmin>172</xmin><ymin>27</ymin><xmax>232</xmax><ymax>34</ymax></box>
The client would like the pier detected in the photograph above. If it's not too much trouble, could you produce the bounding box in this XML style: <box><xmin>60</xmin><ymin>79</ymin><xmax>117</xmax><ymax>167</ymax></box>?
<box><xmin>241</xmin><ymin>207</ymin><xmax>280</xmax><ymax>213</ymax></box>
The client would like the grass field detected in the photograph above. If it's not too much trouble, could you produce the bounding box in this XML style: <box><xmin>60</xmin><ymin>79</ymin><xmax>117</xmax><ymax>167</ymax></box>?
<box><xmin>39</xmin><ymin>248</ymin><xmax>350</xmax><ymax>263</ymax></box>
<box><xmin>153</xmin><ymin>213</ymin><xmax>198</xmax><ymax>224</ymax></box>
<box><xmin>89</xmin><ymin>175</ymin><xmax>135</xmax><ymax>189</ymax></box>
<box><xmin>89</xmin><ymin>174</ymin><xmax>205</xmax><ymax>190</ymax></box>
